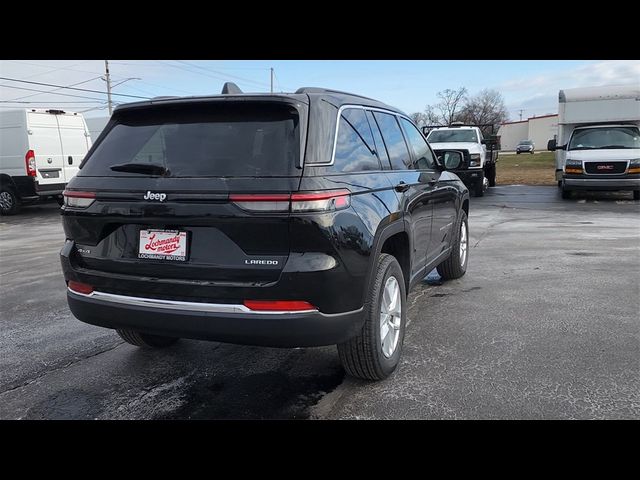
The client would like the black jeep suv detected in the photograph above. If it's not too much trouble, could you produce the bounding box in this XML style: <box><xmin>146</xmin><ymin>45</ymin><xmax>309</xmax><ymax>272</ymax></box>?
<box><xmin>60</xmin><ymin>85</ymin><xmax>470</xmax><ymax>380</ymax></box>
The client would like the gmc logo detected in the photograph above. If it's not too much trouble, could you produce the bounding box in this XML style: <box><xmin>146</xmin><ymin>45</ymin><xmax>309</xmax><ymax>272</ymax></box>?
<box><xmin>597</xmin><ymin>165</ymin><xmax>614</xmax><ymax>170</ymax></box>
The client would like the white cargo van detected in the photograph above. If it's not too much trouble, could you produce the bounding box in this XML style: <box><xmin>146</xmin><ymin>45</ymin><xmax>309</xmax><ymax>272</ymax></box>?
<box><xmin>0</xmin><ymin>109</ymin><xmax>92</xmax><ymax>214</ymax></box>
<box><xmin>547</xmin><ymin>84</ymin><xmax>640</xmax><ymax>200</ymax></box>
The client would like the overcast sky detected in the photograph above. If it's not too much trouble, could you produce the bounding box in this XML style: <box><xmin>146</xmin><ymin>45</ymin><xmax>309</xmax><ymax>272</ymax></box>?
<box><xmin>1</xmin><ymin>60</ymin><xmax>638</xmax><ymax>120</ymax></box>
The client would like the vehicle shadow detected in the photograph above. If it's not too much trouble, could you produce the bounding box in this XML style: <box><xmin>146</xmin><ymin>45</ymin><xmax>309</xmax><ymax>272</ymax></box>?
<box><xmin>0</xmin><ymin>201</ymin><xmax>61</xmax><ymax>225</ymax></box>
<box><xmin>105</xmin><ymin>341</ymin><xmax>345</xmax><ymax>420</ymax></box>
<box><xmin>564</xmin><ymin>190</ymin><xmax>637</xmax><ymax>202</ymax></box>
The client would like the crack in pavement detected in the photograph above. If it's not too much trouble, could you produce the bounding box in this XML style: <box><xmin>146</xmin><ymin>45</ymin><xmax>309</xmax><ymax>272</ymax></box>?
<box><xmin>0</xmin><ymin>341</ymin><xmax>124</xmax><ymax>397</ymax></box>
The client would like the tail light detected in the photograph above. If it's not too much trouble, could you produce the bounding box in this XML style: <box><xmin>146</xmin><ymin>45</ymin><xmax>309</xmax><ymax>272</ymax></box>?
<box><xmin>25</xmin><ymin>150</ymin><xmax>36</xmax><ymax>177</ymax></box>
<box><xmin>243</xmin><ymin>300</ymin><xmax>317</xmax><ymax>312</ymax></box>
<box><xmin>229</xmin><ymin>193</ymin><xmax>290</xmax><ymax>212</ymax></box>
<box><xmin>230</xmin><ymin>190</ymin><xmax>351</xmax><ymax>213</ymax></box>
<box><xmin>291</xmin><ymin>190</ymin><xmax>350</xmax><ymax>212</ymax></box>
<box><xmin>63</xmin><ymin>190</ymin><xmax>96</xmax><ymax>208</ymax></box>
<box><xmin>68</xmin><ymin>281</ymin><xmax>94</xmax><ymax>295</ymax></box>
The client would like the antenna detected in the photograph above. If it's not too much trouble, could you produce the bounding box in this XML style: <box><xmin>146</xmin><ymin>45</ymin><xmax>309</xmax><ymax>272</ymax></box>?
<box><xmin>221</xmin><ymin>82</ymin><xmax>243</xmax><ymax>95</ymax></box>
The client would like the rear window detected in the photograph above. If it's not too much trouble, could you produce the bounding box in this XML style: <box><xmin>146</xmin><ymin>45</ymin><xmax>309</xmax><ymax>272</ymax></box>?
<box><xmin>80</xmin><ymin>103</ymin><xmax>300</xmax><ymax>177</ymax></box>
<box><xmin>427</xmin><ymin>129</ymin><xmax>478</xmax><ymax>143</ymax></box>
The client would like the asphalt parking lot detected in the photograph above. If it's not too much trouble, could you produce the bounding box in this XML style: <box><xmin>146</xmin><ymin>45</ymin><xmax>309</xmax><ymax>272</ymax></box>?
<box><xmin>0</xmin><ymin>186</ymin><xmax>638</xmax><ymax>419</ymax></box>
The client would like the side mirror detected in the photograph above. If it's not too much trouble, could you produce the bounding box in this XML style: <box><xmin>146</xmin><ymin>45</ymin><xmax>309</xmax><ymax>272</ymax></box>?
<box><xmin>481</xmin><ymin>139</ymin><xmax>487</xmax><ymax>145</ymax></box>
<box><xmin>547</xmin><ymin>139</ymin><xmax>557</xmax><ymax>151</ymax></box>
<box><xmin>440</xmin><ymin>150</ymin><xmax>463</xmax><ymax>170</ymax></box>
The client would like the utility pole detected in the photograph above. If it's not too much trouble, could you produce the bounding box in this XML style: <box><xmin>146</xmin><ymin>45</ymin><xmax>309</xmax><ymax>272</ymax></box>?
<box><xmin>270</xmin><ymin>67</ymin><xmax>274</xmax><ymax>94</ymax></box>
<box><xmin>518</xmin><ymin>109</ymin><xmax>524</xmax><ymax>121</ymax></box>
<box><xmin>104</xmin><ymin>60</ymin><xmax>113</xmax><ymax>116</ymax></box>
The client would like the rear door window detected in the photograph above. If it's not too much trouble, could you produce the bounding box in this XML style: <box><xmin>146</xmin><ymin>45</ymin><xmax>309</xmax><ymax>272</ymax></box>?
<box><xmin>333</xmin><ymin>108</ymin><xmax>382</xmax><ymax>172</ymax></box>
<box><xmin>366</xmin><ymin>110</ymin><xmax>390</xmax><ymax>169</ymax></box>
<box><xmin>373</xmin><ymin>112</ymin><xmax>412</xmax><ymax>170</ymax></box>
<box><xmin>80</xmin><ymin>103</ymin><xmax>300</xmax><ymax>177</ymax></box>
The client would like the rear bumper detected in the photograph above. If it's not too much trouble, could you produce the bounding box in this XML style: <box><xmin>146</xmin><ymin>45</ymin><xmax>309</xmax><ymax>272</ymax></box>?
<box><xmin>67</xmin><ymin>289</ymin><xmax>364</xmax><ymax>347</ymax></box>
<box><xmin>35</xmin><ymin>182</ymin><xmax>65</xmax><ymax>196</ymax></box>
<box><xmin>563</xmin><ymin>175</ymin><xmax>640</xmax><ymax>190</ymax></box>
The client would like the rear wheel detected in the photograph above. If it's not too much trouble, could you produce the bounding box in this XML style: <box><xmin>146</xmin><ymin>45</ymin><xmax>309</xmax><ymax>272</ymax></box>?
<box><xmin>561</xmin><ymin>185</ymin><xmax>572</xmax><ymax>199</ymax></box>
<box><xmin>437</xmin><ymin>210</ymin><xmax>468</xmax><ymax>280</ymax></box>
<box><xmin>116</xmin><ymin>329</ymin><xmax>179</xmax><ymax>348</ymax></box>
<box><xmin>337</xmin><ymin>253</ymin><xmax>406</xmax><ymax>381</ymax></box>
<box><xmin>633</xmin><ymin>190</ymin><xmax>640</xmax><ymax>200</ymax></box>
<box><xmin>0</xmin><ymin>186</ymin><xmax>19</xmax><ymax>216</ymax></box>
<box><xmin>56</xmin><ymin>195</ymin><xmax>64</xmax><ymax>206</ymax></box>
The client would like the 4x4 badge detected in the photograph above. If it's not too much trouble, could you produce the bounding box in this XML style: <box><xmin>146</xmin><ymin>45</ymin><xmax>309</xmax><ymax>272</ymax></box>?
<box><xmin>143</xmin><ymin>191</ymin><xmax>167</xmax><ymax>202</ymax></box>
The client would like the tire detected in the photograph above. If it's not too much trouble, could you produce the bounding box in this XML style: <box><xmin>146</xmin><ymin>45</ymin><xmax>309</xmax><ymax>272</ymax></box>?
<box><xmin>474</xmin><ymin>181</ymin><xmax>484</xmax><ymax>197</ymax></box>
<box><xmin>437</xmin><ymin>210</ymin><xmax>469</xmax><ymax>280</ymax></box>
<box><xmin>0</xmin><ymin>186</ymin><xmax>19</xmax><ymax>216</ymax></box>
<box><xmin>337</xmin><ymin>253</ymin><xmax>406</xmax><ymax>381</ymax></box>
<box><xmin>116</xmin><ymin>329</ymin><xmax>179</xmax><ymax>348</ymax></box>
<box><xmin>56</xmin><ymin>195</ymin><xmax>64</xmax><ymax>206</ymax></box>
<box><xmin>557</xmin><ymin>180</ymin><xmax>562</xmax><ymax>189</ymax></box>
<box><xmin>561</xmin><ymin>187</ymin><xmax>572</xmax><ymax>199</ymax></box>
<box><xmin>633</xmin><ymin>190</ymin><xmax>640</xmax><ymax>200</ymax></box>
<box><xmin>486</xmin><ymin>163</ymin><xmax>496</xmax><ymax>187</ymax></box>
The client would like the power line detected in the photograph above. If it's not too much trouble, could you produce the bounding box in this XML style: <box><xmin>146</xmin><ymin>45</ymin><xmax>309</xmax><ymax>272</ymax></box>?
<box><xmin>0</xmin><ymin>84</ymin><xmax>109</xmax><ymax>102</ymax></box>
<box><xmin>177</xmin><ymin>60</ymin><xmax>272</xmax><ymax>89</ymax></box>
<box><xmin>4</xmin><ymin>76</ymin><xmax>103</xmax><ymax>102</ymax></box>
<box><xmin>0</xmin><ymin>76</ymin><xmax>149</xmax><ymax>99</ymax></box>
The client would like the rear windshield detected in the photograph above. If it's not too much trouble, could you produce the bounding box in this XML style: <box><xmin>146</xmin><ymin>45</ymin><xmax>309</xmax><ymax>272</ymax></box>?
<box><xmin>80</xmin><ymin>103</ymin><xmax>300</xmax><ymax>177</ymax></box>
<box><xmin>427</xmin><ymin>129</ymin><xmax>477</xmax><ymax>143</ymax></box>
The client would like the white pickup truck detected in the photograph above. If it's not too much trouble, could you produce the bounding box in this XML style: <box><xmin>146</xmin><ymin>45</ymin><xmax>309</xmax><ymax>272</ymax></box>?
<box><xmin>424</xmin><ymin>124</ymin><xmax>499</xmax><ymax>197</ymax></box>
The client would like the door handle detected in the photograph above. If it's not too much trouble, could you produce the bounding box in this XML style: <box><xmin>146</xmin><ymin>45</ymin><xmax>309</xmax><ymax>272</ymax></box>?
<box><xmin>394</xmin><ymin>182</ymin><xmax>410</xmax><ymax>193</ymax></box>
<box><xmin>68</xmin><ymin>156</ymin><xmax>73</xmax><ymax>165</ymax></box>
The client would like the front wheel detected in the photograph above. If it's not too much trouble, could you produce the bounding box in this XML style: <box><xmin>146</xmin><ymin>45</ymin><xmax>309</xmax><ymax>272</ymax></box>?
<box><xmin>633</xmin><ymin>190</ymin><xmax>640</xmax><ymax>200</ymax></box>
<box><xmin>337</xmin><ymin>253</ymin><xmax>406</xmax><ymax>381</ymax></box>
<box><xmin>117</xmin><ymin>329</ymin><xmax>179</xmax><ymax>348</ymax></box>
<box><xmin>561</xmin><ymin>186</ymin><xmax>572</xmax><ymax>199</ymax></box>
<box><xmin>486</xmin><ymin>163</ymin><xmax>496</xmax><ymax>187</ymax></box>
<box><xmin>474</xmin><ymin>180</ymin><xmax>484</xmax><ymax>197</ymax></box>
<box><xmin>0</xmin><ymin>186</ymin><xmax>19</xmax><ymax>216</ymax></box>
<box><xmin>437</xmin><ymin>210</ymin><xmax>469</xmax><ymax>280</ymax></box>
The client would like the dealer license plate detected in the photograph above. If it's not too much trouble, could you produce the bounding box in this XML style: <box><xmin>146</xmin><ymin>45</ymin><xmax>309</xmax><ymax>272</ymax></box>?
<box><xmin>138</xmin><ymin>230</ymin><xmax>188</xmax><ymax>261</ymax></box>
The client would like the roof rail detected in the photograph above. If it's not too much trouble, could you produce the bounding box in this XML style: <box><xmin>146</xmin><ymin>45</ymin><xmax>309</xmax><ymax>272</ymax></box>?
<box><xmin>295</xmin><ymin>87</ymin><xmax>377</xmax><ymax>101</ymax></box>
<box><xmin>221</xmin><ymin>82</ymin><xmax>243</xmax><ymax>95</ymax></box>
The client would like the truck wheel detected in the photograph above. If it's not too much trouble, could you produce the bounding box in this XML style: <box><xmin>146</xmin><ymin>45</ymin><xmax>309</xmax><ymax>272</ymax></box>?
<box><xmin>437</xmin><ymin>210</ymin><xmax>468</xmax><ymax>280</ymax></box>
<box><xmin>337</xmin><ymin>253</ymin><xmax>406</xmax><ymax>381</ymax></box>
<box><xmin>516</xmin><ymin>151</ymin><xmax>520</xmax><ymax>154</ymax></box>
<box><xmin>56</xmin><ymin>195</ymin><xmax>64</xmax><ymax>206</ymax></box>
<box><xmin>633</xmin><ymin>191</ymin><xmax>639</xmax><ymax>200</ymax></box>
<box><xmin>474</xmin><ymin>181</ymin><xmax>484</xmax><ymax>197</ymax></box>
<box><xmin>116</xmin><ymin>329</ymin><xmax>179</xmax><ymax>348</ymax></box>
<box><xmin>557</xmin><ymin>180</ymin><xmax>562</xmax><ymax>188</ymax></box>
<box><xmin>561</xmin><ymin>187</ymin><xmax>572</xmax><ymax>199</ymax></box>
<box><xmin>0</xmin><ymin>186</ymin><xmax>19</xmax><ymax>216</ymax></box>
<box><xmin>486</xmin><ymin>164</ymin><xmax>496</xmax><ymax>187</ymax></box>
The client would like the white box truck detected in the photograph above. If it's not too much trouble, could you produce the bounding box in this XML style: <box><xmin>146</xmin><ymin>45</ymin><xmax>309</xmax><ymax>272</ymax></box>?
<box><xmin>547</xmin><ymin>84</ymin><xmax>640</xmax><ymax>200</ymax></box>
<box><xmin>0</xmin><ymin>109</ymin><xmax>92</xmax><ymax>214</ymax></box>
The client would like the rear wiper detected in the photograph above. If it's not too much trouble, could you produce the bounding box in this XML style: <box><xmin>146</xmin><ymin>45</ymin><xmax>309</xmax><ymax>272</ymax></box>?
<box><xmin>110</xmin><ymin>163</ymin><xmax>169</xmax><ymax>175</ymax></box>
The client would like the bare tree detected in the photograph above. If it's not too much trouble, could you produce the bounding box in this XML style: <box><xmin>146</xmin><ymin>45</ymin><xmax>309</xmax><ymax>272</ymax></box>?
<box><xmin>458</xmin><ymin>89</ymin><xmax>509</xmax><ymax>135</ymax></box>
<box><xmin>410</xmin><ymin>112</ymin><xmax>428</xmax><ymax>127</ymax></box>
<box><xmin>424</xmin><ymin>87</ymin><xmax>468</xmax><ymax>126</ymax></box>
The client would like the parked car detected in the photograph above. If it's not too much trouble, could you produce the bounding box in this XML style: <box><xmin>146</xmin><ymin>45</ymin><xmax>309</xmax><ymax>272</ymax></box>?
<box><xmin>516</xmin><ymin>140</ymin><xmax>535</xmax><ymax>154</ymax></box>
<box><xmin>0</xmin><ymin>109</ymin><xmax>92</xmax><ymax>215</ymax></box>
<box><xmin>60</xmin><ymin>84</ymin><xmax>470</xmax><ymax>381</ymax></box>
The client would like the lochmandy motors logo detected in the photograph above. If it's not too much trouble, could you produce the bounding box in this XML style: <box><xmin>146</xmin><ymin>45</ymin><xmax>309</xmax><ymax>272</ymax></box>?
<box><xmin>138</xmin><ymin>230</ymin><xmax>187</xmax><ymax>261</ymax></box>
<box><xmin>143</xmin><ymin>191</ymin><xmax>167</xmax><ymax>201</ymax></box>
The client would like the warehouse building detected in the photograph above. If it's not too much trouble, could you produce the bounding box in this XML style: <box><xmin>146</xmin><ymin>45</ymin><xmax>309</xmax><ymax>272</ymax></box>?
<box><xmin>498</xmin><ymin>114</ymin><xmax>558</xmax><ymax>152</ymax></box>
